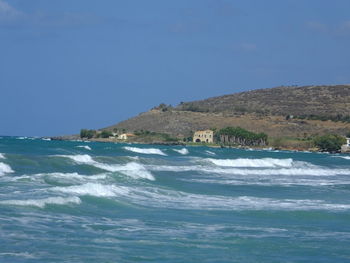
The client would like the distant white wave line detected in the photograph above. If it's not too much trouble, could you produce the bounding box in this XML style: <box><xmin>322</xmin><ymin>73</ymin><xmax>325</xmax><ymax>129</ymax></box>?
<box><xmin>0</xmin><ymin>196</ymin><xmax>81</xmax><ymax>208</ymax></box>
<box><xmin>76</xmin><ymin>145</ymin><xmax>92</xmax><ymax>150</ymax></box>
<box><xmin>52</xmin><ymin>182</ymin><xmax>350</xmax><ymax>211</ymax></box>
<box><xmin>207</xmin><ymin>158</ymin><xmax>294</xmax><ymax>168</ymax></box>
<box><xmin>147</xmin><ymin>165</ymin><xmax>350</xmax><ymax>176</ymax></box>
<box><xmin>184</xmin><ymin>178</ymin><xmax>350</xmax><ymax>186</ymax></box>
<box><xmin>205</xmin><ymin>150</ymin><xmax>216</xmax><ymax>155</ymax></box>
<box><xmin>124</xmin><ymin>146</ymin><xmax>167</xmax><ymax>156</ymax></box>
<box><xmin>6</xmin><ymin>172</ymin><xmax>107</xmax><ymax>183</ymax></box>
<box><xmin>0</xmin><ymin>162</ymin><xmax>14</xmax><ymax>176</ymax></box>
<box><xmin>58</xmin><ymin>154</ymin><xmax>155</xmax><ymax>180</ymax></box>
<box><xmin>173</xmin><ymin>148</ymin><xmax>189</xmax><ymax>155</ymax></box>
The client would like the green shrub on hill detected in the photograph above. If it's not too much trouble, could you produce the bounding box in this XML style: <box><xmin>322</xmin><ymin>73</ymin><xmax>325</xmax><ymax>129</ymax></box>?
<box><xmin>80</xmin><ymin>129</ymin><xmax>96</xmax><ymax>139</ymax></box>
<box><xmin>313</xmin><ymin>134</ymin><xmax>346</xmax><ymax>152</ymax></box>
<box><xmin>217</xmin><ymin>127</ymin><xmax>268</xmax><ymax>146</ymax></box>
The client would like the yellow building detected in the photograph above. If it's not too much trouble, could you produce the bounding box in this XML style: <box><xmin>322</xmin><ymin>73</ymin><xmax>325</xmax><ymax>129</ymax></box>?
<box><xmin>193</xmin><ymin>130</ymin><xmax>214</xmax><ymax>143</ymax></box>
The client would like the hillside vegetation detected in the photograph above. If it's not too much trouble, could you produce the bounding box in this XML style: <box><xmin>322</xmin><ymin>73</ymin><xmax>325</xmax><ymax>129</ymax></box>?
<box><xmin>105</xmin><ymin>85</ymin><xmax>350</xmax><ymax>139</ymax></box>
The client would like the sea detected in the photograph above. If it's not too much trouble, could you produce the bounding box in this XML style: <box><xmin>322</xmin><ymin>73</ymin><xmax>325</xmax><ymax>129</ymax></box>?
<box><xmin>0</xmin><ymin>136</ymin><xmax>350</xmax><ymax>263</ymax></box>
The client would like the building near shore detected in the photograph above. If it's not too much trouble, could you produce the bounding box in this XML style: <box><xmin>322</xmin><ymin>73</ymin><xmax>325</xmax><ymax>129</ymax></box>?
<box><xmin>118</xmin><ymin>133</ymin><xmax>135</xmax><ymax>140</ymax></box>
<box><xmin>193</xmin><ymin>130</ymin><xmax>214</xmax><ymax>143</ymax></box>
<box><xmin>341</xmin><ymin>137</ymin><xmax>350</xmax><ymax>153</ymax></box>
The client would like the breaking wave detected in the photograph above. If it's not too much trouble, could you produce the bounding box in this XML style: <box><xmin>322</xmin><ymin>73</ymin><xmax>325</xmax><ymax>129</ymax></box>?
<box><xmin>76</xmin><ymin>145</ymin><xmax>92</xmax><ymax>151</ymax></box>
<box><xmin>207</xmin><ymin>158</ymin><xmax>293</xmax><ymax>168</ymax></box>
<box><xmin>0</xmin><ymin>162</ymin><xmax>14</xmax><ymax>176</ymax></box>
<box><xmin>0</xmin><ymin>196</ymin><xmax>81</xmax><ymax>208</ymax></box>
<box><xmin>58</xmin><ymin>155</ymin><xmax>155</xmax><ymax>180</ymax></box>
<box><xmin>124</xmin><ymin>146</ymin><xmax>167</xmax><ymax>156</ymax></box>
<box><xmin>53</xmin><ymin>183</ymin><xmax>130</xmax><ymax>197</ymax></box>
<box><xmin>173</xmin><ymin>148</ymin><xmax>189</xmax><ymax>155</ymax></box>
<box><xmin>0</xmin><ymin>153</ymin><xmax>5</xmax><ymax>159</ymax></box>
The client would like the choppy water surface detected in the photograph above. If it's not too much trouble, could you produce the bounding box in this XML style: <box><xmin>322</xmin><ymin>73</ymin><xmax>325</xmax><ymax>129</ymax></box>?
<box><xmin>1</xmin><ymin>137</ymin><xmax>350</xmax><ymax>262</ymax></box>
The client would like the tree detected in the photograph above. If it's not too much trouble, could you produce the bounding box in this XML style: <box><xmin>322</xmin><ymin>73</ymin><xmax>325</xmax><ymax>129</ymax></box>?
<box><xmin>80</xmin><ymin>129</ymin><xmax>96</xmax><ymax>139</ymax></box>
<box><xmin>100</xmin><ymin>130</ymin><xmax>113</xmax><ymax>138</ymax></box>
<box><xmin>313</xmin><ymin>134</ymin><xmax>346</xmax><ymax>152</ymax></box>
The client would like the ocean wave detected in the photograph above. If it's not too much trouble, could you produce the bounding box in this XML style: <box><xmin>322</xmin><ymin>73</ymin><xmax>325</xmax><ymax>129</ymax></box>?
<box><xmin>82</xmin><ymin>184</ymin><xmax>350</xmax><ymax>211</ymax></box>
<box><xmin>173</xmin><ymin>148</ymin><xmax>189</xmax><ymax>155</ymax></box>
<box><xmin>205</xmin><ymin>150</ymin><xmax>216</xmax><ymax>156</ymax></box>
<box><xmin>206</xmin><ymin>158</ymin><xmax>294</xmax><ymax>168</ymax></box>
<box><xmin>147</xmin><ymin>164</ymin><xmax>349</xmax><ymax>177</ymax></box>
<box><xmin>0</xmin><ymin>153</ymin><xmax>5</xmax><ymax>159</ymax></box>
<box><xmin>124</xmin><ymin>146</ymin><xmax>167</xmax><ymax>156</ymax></box>
<box><xmin>53</xmin><ymin>183</ymin><xmax>130</xmax><ymax>197</ymax></box>
<box><xmin>0</xmin><ymin>196</ymin><xmax>81</xmax><ymax>208</ymax></box>
<box><xmin>332</xmin><ymin>156</ymin><xmax>350</xmax><ymax>160</ymax></box>
<box><xmin>0</xmin><ymin>162</ymin><xmax>14</xmax><ymax>176</ymax></box>
<box><xmin>76</xmin><ymin>145</ymin><xmax>92</xmax><ymax>151</ymax></box>
<box><xmin>58</xmin><ymin>154</ymin><xmax>155</xmax><ymax>180</ymax></box>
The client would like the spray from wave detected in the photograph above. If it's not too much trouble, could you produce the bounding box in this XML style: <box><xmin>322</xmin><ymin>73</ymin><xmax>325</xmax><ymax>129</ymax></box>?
<box><xmin>0</xmin><ymin>162</ymin><xmax>14</xmax><ymax>176</ymax></box>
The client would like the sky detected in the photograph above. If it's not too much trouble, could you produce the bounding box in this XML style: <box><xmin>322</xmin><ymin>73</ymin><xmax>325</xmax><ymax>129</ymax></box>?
<box><xmin>1</xmin><ymin>0</ymin><xmax>350</xmax><ymax>136</ymax></box>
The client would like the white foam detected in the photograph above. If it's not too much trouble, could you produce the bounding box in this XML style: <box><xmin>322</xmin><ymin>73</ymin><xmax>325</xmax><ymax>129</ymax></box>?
<box><xmin>59</xmin><ymin>154</ymin><xmax>96</xmax><ymax>164</ymax></box>
<box><xmin>57</xmin><ymin>155</ymin><xmax>154</xmax><ymax>180</ymax></box>
<box><xmin>0</xmin><ymin>153</ymin><xmax>5</xmax><ymax>159</ymax></box>
<box><xmin>93</xmin><ymin>162</ymin><xmax>155</xmax><ymax>181</ymax></box>
<box><xmin>207</xmin><ymin>158</ymin><xmax>293</xmax><ymax>168</ymax></box>
<box><xmin>16</xmin><ymin>136</ymin><xmax>27</xmax><ymax>140</ymax></box>
<box><xmin>124</xmin><ymin>146</ymin><xmax>167</xmax><ymax>156</ymax></box>
<box><xmin>147</xmin><ymin>163</ymin><xmax>350</xmax><ymax>177</ymax></box>
<box><xmin>0</xmin><ymin>162</ymin><xmax>14</xmax><ymax>176</ymax></box>
<box><xmin>42</xmin><ymin>138</ymin><xmax>51</xmax><ymax>141</ymax></box>
<box><xmin>113</xmin><ymin>186</ymin><xmax>350</xmax><ymax>211</ymax></box>
<box><xmin>53</xmin><ymin>183</ymin><xmax>129</xmax><ymax>197</ymax></box>
<box><xmin>0</xmin><ymin>196</ymin><xmax>81</xmax><ymax>208</ymax></box>
<box><xmin>173</xmin><ymin>148</ymin><xmax>189</xmax><ymax>155</ymax></box>
<box><xmin>76</xmin><ymin>145</ymin><xmax>92</xmax><ymax>151</ymax></box>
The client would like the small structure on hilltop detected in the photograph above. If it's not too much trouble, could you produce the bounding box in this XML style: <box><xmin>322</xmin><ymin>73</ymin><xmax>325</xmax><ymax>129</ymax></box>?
<box><xmin>193</xmin><ymin>130</ymin><xmax>214</xmax><ymax>143</ymax></box>
<box><xmin>341</xmin><ymin>137</ymin><xmax>350</xmax><ymax>153</ymax></box>
<box><xmin>118</xmin><ymin>133</ymin><xmax>135</xmax><ymax>140</ymax></box>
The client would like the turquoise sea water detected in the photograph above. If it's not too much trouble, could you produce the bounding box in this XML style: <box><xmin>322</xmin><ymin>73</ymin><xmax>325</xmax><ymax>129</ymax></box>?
<box><xmin>0</xmin><ymin>136</ymin><xmax>350</xmax><ymax>262</ymax></box>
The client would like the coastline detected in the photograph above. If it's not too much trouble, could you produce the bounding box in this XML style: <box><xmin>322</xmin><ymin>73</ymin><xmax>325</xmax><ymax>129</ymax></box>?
<box><xmin>48</xmin><ymin>135</ymin><xmax>350</xmax><ymax>155</ymax></box>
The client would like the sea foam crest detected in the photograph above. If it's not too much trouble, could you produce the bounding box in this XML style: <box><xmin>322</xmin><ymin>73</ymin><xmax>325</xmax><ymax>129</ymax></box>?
<box><xmin>0</xmin><ymin>162</ymin><xmax>14</xmax><ymax>176</ymax></box>
<box><xmin>76</xmin><ymin>145</ymin><xmax>92</xmax><ymax>150</ymax></box>
<box><xmin>124</xmin><ymin>146</ymin><xmax>167</xmax><ymax>156</ymax></box>
<box><xmin>0</xmin><ymin>196</ymin><xmax>81</xmax><ymax>208</ymax></box>
<box><xmin>0</xmin><ymin>153</ymin><xmax>5</xmax><ymax>159</ymax></box>
<box><xmin>92</xmin><ymin>162</ymin><xmax>155</xmax><ymax>181</ymax></box>
<box><xmin>173</xmin><ymin>148</ymin><xmax>189</xmax><ymax>155</ymax></box>
<box><xmin>207</xmin><ymin>158</ymin><xmax>293</xmax><ymax>168</ymax></box>
<box><xmin>53</xmin><ymin>183</ymin><xmax>130</xmax><ymax>197</ymax></box>
<box><xmin>59</xmin><ymin>154</ymin><xmax>155</xmax><ymax>180</ymax></box>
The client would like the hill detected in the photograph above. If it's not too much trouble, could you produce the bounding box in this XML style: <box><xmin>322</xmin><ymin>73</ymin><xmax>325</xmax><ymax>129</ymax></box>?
<box><xmin>105</xmin><ymin>85</ymin><xmax>350</xmax><ymax>139</ymax></box>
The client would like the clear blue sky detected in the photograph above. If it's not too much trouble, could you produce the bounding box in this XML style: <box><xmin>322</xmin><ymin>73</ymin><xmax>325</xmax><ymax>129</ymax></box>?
<box><xmin>1</xmin><ymin>0</ymin><xmax>350</xmax><ymax>136</ymax></box>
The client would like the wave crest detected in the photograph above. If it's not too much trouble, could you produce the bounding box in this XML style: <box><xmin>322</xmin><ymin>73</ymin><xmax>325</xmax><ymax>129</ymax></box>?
<box><xmin>0</xmin><ymin>162</ymin><xmax>14</xmax><ymax>176</ymax></box>
<box><xmin>124</xmin><ymin>147</ymin><xmax>167</xmax><ymax>156</ymax></box>
<box><xmin>0</xmin><ymin>196</ymin><xmax>81</xmax><ymax>208</ymax></box>
<box><xmin>207</xmin><ymin>158</ymin><xmax>293</xmax><ymax>168</ymax></box>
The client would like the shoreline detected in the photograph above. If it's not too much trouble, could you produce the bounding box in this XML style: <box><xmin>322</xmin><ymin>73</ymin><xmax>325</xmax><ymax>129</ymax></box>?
<box><xmin>48</xmin><ymin>136</ymin><xmax>350</xmax><ymax>155</ymax></box>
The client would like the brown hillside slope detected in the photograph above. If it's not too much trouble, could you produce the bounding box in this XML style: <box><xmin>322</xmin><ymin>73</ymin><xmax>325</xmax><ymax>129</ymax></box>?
<box><xmin>106</xmin><ymin>85</ymin><xmax>350</xmax><ymax>138</ymax></box>
<box><xmin>177</xmin><ymin>85</ymin><xmax>350</xmax><ymax>116</ymax></box>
